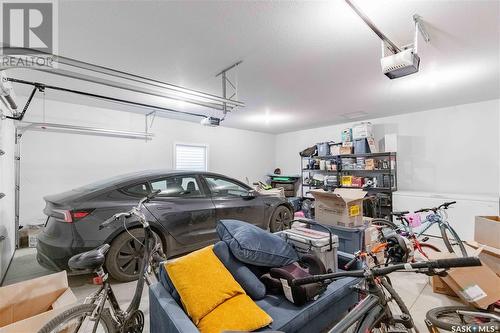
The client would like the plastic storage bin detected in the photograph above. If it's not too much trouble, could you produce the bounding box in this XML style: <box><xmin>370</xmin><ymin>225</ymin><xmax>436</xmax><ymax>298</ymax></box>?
<box><xmin>353</xmin><ymin>138</ymin><xmax>370</xmax><ymax>154</ymax></box>
<box><xmin>352</xmin><ymin>122</ymin><xmax>373</xmax><ymax>140</ymax></box>
<box><xmin>311</xmin><ymin>223</ymin><xmax>366</xmax><ymax>254</ymax></box>
<box><xmin>317</xmin><ymin>142</ymin><xmax>330</xmax><ymax>157</ymax></box>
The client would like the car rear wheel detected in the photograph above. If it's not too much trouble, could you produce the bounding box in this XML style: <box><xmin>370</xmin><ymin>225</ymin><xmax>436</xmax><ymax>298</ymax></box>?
<box><xmin>105</xmin><ymin>228</ymin><xmax>163</xmax><ymax>282</ymax></box>
<box><xmin>269</xmin><ymin>205</ymin><xmax>293</xmax><ymax>232</ymax></box>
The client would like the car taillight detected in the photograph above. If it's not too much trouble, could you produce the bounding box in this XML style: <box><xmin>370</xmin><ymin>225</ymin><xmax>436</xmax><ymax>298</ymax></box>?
<box><xmin>60</xmin><ymin>210</ymin><xmax>93</xmax><ymax>223</ymax></box>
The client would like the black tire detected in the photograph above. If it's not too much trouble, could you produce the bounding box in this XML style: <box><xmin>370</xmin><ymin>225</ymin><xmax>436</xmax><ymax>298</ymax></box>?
<box><xmin>439</xmin><ymin>224</ymin><xmax>467</xmax><ymax>257</ymax></box>
<box><xmin>37</xmin><ymin>304</ymin><xmax>115</xmax><ymax>333</ymax></box>
<box><xmin>372</xmin><ymin>218</ymin><xmax>399</xmax><ymax>230</ymax></box>
<box><xmin>426</xmin><ymin>306</ymin><xmax>498</xmax><ymax>331</ymax></box>
<box><xmin>106</xmin><ymin>228</ymin><xmax>163</xmax><ymax>282</ymax></box>
<box><xmin>269</xmin><ymin>205</ymin><xmax>293</xmax><ymax>232</ymax></box>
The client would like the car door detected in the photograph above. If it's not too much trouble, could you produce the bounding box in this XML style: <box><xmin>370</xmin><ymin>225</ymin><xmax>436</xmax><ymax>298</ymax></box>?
<box><xmin>202</xmin><ymin>175</ymin><xmax>265</xmax><ymax>226</ymax></box>
<box><xmin>144</xmin><ymin>175</ymin><xmax>217</xmax><ymax>246</ymax></box>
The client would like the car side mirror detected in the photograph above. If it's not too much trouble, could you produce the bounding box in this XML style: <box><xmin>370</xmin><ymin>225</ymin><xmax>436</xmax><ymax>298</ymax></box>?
<box><xmin>241</xmin><ymin>190</ymin><xmax>257</xmax><ymax>200</ymax></box>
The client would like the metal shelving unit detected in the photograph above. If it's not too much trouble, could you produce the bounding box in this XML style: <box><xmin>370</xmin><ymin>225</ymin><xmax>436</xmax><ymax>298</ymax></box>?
<box><xmin>300</xmin><ymin>152</ymin><xmax>397</xmax><ymax>218</ymax></box>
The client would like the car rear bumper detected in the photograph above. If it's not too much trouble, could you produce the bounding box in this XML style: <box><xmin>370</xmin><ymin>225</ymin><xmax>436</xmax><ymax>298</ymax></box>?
<box><xmin>36</xmin><ymin>231</ymin><xmax>76</xmax><ymax>270</ymax></box>
<box><xmin>36</xmin><ymin>217</ymin><xmax>97</xmax><ymax>271</ymax></box>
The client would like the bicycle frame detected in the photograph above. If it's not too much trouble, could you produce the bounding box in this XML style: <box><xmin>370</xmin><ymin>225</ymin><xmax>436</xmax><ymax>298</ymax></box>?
<box><xmin>330</xmin><ymin>294</ymin><xmax>382</xmax><ymax>332</ymax></box>
<box><xmin>329</xmin><ymin>276</ymin><xmax>411</xmax><ymax>333</ymax></box>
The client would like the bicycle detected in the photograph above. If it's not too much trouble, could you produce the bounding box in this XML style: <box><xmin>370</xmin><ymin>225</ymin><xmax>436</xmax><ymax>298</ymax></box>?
<box><xmin>372</xmin><ymin>201</ymin><xmax>467</xmax><ymax>259</ymax></box>
<box><xmin>414</xmin><ymin>201</ymin><xmax>467</xmax><ymax>257</ymax></box>
<box><xmin>38</xmin><ymin>190</ymin><xmax>166</xmax><ymax>333</ymax></box>
<box><xmin>372</xmin><ymin>212</ymin><xmax>441</xmax><ymax>260</ymax></box>
<box><xmin>425</xmin><ymin>304</ymin><xmax>499</xmax><ymax>332</ymax></box>
<box><xmin>291</xmin><ymin>256</ymin><xmax>482</xmax><ymax>333</ymax></box>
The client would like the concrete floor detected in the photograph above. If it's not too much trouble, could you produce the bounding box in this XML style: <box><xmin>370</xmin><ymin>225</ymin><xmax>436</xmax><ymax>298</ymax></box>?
<box><xmin>3</xmin><ymin>242</ymin><xmax>468</xmax><ymax>333</ymax></box>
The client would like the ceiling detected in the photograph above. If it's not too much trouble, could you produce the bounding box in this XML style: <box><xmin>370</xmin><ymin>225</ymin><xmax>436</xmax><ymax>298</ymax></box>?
<box><xmin>7</xmin><ymin>0</ymin><xmax>500</xmax><ymax>133</ymax></box>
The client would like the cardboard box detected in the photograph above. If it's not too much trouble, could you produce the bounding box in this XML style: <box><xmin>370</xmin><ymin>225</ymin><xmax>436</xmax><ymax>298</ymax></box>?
<box><xmin>365</xmin><ymin>159</ymin><xmax>375</xmax><ymax>170</ymax></box>
<box><xmin>0</xmin><ymin>271</ymin><xmax>77</xmax><ymax>333</ymax></box>
<box><xmin>311</xmin><ymin>188</ymin><xmax>367</xmax><ymax>228</ymax></box>
<box><xmin>430</xmin><ymin>275</ymin><xmax>458</xmax><ymax>297</ymax></box>
<box><xmin>474</xmin><ymin>216</ymin><xmax>500</xmax><ymax>249</ymax></box>
<box><xmin>428</xmin><ymin>251</ymin><xmax>500</xmax><ymax>309</ymax></box>
<box><xmin>19</xmin><ymin>225</ymin><xmax>44</xmax><ymax>248</ymax></box>
<box><xmin>339</xmin><ymin>146</ymin><xmax>353</xmax><ymax>155</ymax></box>
<box><xmin>466</xmin><ymin>240</ymin><xmax>500</xmax><ymax>276</ymax></box>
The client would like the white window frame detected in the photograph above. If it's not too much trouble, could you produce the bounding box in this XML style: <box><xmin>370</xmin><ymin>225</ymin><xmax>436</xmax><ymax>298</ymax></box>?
<box><xmin>173</xmin><ymin>142</ymin><xmax>209</xmax><ymax>172</ymax></box>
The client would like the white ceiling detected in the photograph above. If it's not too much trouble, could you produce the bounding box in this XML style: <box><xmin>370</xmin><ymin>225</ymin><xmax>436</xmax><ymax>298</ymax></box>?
<box><xmin>8</xmin><ymin>0</ymin><xmax>500</xmax><ymax>133</ymax></box>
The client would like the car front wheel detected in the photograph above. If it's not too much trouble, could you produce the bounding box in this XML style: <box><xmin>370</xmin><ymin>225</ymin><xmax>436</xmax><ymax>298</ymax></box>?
<box><xmin>105</xmin><ymin>228</ymin><xmax>163</xmax><ymax>282</ymax></box>
<box><xmin>269</xmin><ymin>205</ymin><xmax>293</xmax><ymax>232</ymax></box>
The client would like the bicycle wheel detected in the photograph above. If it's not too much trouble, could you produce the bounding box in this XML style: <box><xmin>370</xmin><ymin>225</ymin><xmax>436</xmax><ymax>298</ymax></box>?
<box><xmin>38</xmin><ymin>304</ymin><xmax>116</xmax><ymax>333</ymax></box>
<box><xmin>426</xmin><ymin>306</ymin><xmax>499</xmax><ymax>331</ymax></box>
<box><xmin>440</xmin><ymin>224</ymin><xmax>467</xmax><ymax>257</ymax></box>
<box><xmin>372</xmin><ymin>218</ymin><xmax>398</xmax><ymax>230</ymax></box>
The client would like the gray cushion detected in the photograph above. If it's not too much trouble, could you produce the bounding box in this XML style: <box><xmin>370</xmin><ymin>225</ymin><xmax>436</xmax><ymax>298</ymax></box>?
<box><xmin>217</xmin><ymin>220</ymin><xmax>299</xmax><ymax>267</ymax></box>
<box><xmin>213</xmin><ymin>241</ymin><xmax>266</xmax><ymax>300</ymax></box>
<box><xmin>255</xmin><ymin>276</ymin><xmax>359</xmax><ymax>332</ymax></box>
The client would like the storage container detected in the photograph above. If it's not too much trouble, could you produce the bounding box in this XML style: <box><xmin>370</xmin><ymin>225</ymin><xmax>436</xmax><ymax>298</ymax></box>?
<box><xmin>317</xmin><ymin>142</ymin><xmax>330</xmax><ymax>157</ymax></box>
<box><xmin>312</xmin><ymin>223</ymin><xmax>367</xmax><ymax>254</ymax></box>
<box><xmin>352</xmin><ymin>122</ymin><xmax>373</xmax><ymax>140</ymax></box>
<box><xmin>353</xmin><ymin>138</ymin><xmax>370</xmax><ymax>154</ymax></box>
<box><xmin>341</xmin><ymin>128</ymin><xmax>352</xmax><ymax>143</ymax></box>
<box><xmin>329</xmin><ymin>143</ymin><xmax>341</xmax><ymax>156</ymax></box>
<box><xmin>277</xmin><ymin>224</ymin><xmax>339</xmax><ymax>272</ymax></box>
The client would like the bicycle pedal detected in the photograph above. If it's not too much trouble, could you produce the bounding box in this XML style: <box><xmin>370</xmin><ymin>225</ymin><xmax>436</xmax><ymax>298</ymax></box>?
<box><xmin>421</xmin><ymin>237</ymin><xmax>429</xmax><ymax>242</ymax></box>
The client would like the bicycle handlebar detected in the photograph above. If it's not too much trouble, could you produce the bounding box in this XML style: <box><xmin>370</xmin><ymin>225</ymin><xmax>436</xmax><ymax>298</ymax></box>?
<box><xmin>292</xmin><ymin>257</ymin><xmax>481</xmax><ymax>286</ymax></box>
<box><xmin>344</xmin><ymin>256</ymin><xmax>359</xmax><ymax>270</ymax></box>
<box><xmin>99</xmin><ymin>190</ymin><xmax>162</xmax><ymax>229</ymax></box>
<box><xmin>415</xmin><ymin>201</ymin><xmax>456</xmax><ymax>213</ymax></box>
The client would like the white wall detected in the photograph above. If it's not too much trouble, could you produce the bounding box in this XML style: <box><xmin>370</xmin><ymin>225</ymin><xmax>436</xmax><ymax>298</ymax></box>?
<box><xmin>19</xmin><ymin>98</ymin><xmax>275</xmax><ymax>226</ymax></box>
<box><xmin>275</xmin><ymin>99</ymin><xmax>500</xmax><ymax>196</ymax></box>
<box><xmin>0</xmin><ymin>109</ymin><xmax>16</xmax><ymax>282</ymax></box>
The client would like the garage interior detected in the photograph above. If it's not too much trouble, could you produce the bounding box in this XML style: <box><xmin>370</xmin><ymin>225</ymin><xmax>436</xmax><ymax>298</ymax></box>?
<box><xmin>0</xmin><ymin>1</ymin><xmax>499</xmax><ymax>333</ymax></box>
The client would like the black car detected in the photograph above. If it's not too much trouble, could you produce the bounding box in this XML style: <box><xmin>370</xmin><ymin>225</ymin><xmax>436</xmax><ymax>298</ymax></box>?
<box><xmin>36</xmin><ymin>170</ymin><xmax>293</xmax><ymax>281</ymax></box>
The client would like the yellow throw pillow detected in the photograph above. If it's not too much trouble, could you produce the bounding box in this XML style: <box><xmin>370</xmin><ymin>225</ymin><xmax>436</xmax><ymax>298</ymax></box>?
<box><xmin>165</xmin><ymin>245</ymin><xmax>245</xmax><ymax>325</ymax></box>
<box><xmin>197</xmin><ymin>294</ymin><xmax>273</xmax><ymax>333</ymax></box>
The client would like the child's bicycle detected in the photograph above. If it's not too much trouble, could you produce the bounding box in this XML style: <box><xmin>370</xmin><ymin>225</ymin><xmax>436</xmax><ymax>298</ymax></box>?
<box><xmin>371</xmin><ymin>202</ymin><xmax>466</xmax><ymax>259</ymax></box>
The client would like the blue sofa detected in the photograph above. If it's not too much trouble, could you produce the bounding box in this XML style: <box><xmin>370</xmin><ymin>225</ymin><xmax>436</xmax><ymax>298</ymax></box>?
<box><xmin>149</xmin><ymin>250</ymin><xmax>361</xmax><ymax>333</ymax></box>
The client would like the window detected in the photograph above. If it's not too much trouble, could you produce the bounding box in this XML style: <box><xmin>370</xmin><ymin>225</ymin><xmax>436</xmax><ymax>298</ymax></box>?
<box><xmin>204</xmin><ymin>176</ymin><xmax>249</xmax><ymax>197</ymax></box>
<box><xmin>123</xmin><ymin>182</ymin><xmax>149</xmax><ymax>196</ymax></box>
<box><xmin>151</xmin><ymin>176</ymin><xmax>203</xmax><ymax>198</ymax></box>
<box><xmin>175</xmin><ymin>144</ymin><xmax>207</xmax><ymax>171</ymax></box>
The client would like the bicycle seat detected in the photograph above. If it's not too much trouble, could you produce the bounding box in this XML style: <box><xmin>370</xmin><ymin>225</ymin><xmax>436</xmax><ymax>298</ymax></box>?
<box><xmin>391</xmin><ymin>211</ymin><xmax>409</xmax><ymax>217</ymax></box>
<box><xmin>68</xmin><ymin>244</ymin><xmax>110</xmax><ymax>271</ymax></box>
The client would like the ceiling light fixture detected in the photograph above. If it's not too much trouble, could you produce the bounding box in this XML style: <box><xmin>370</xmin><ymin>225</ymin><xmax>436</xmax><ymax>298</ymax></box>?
<box><xmin>345</xmin><ymin>0</ymin><xmax>430</xmax><ymax>79</ymax></box>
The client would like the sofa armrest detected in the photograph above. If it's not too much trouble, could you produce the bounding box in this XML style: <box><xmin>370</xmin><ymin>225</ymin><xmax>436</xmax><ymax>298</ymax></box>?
<box><xmin>149</xmin><ymin>282</ymin><xmax>199</xmax><ymax>333</ymax></box>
